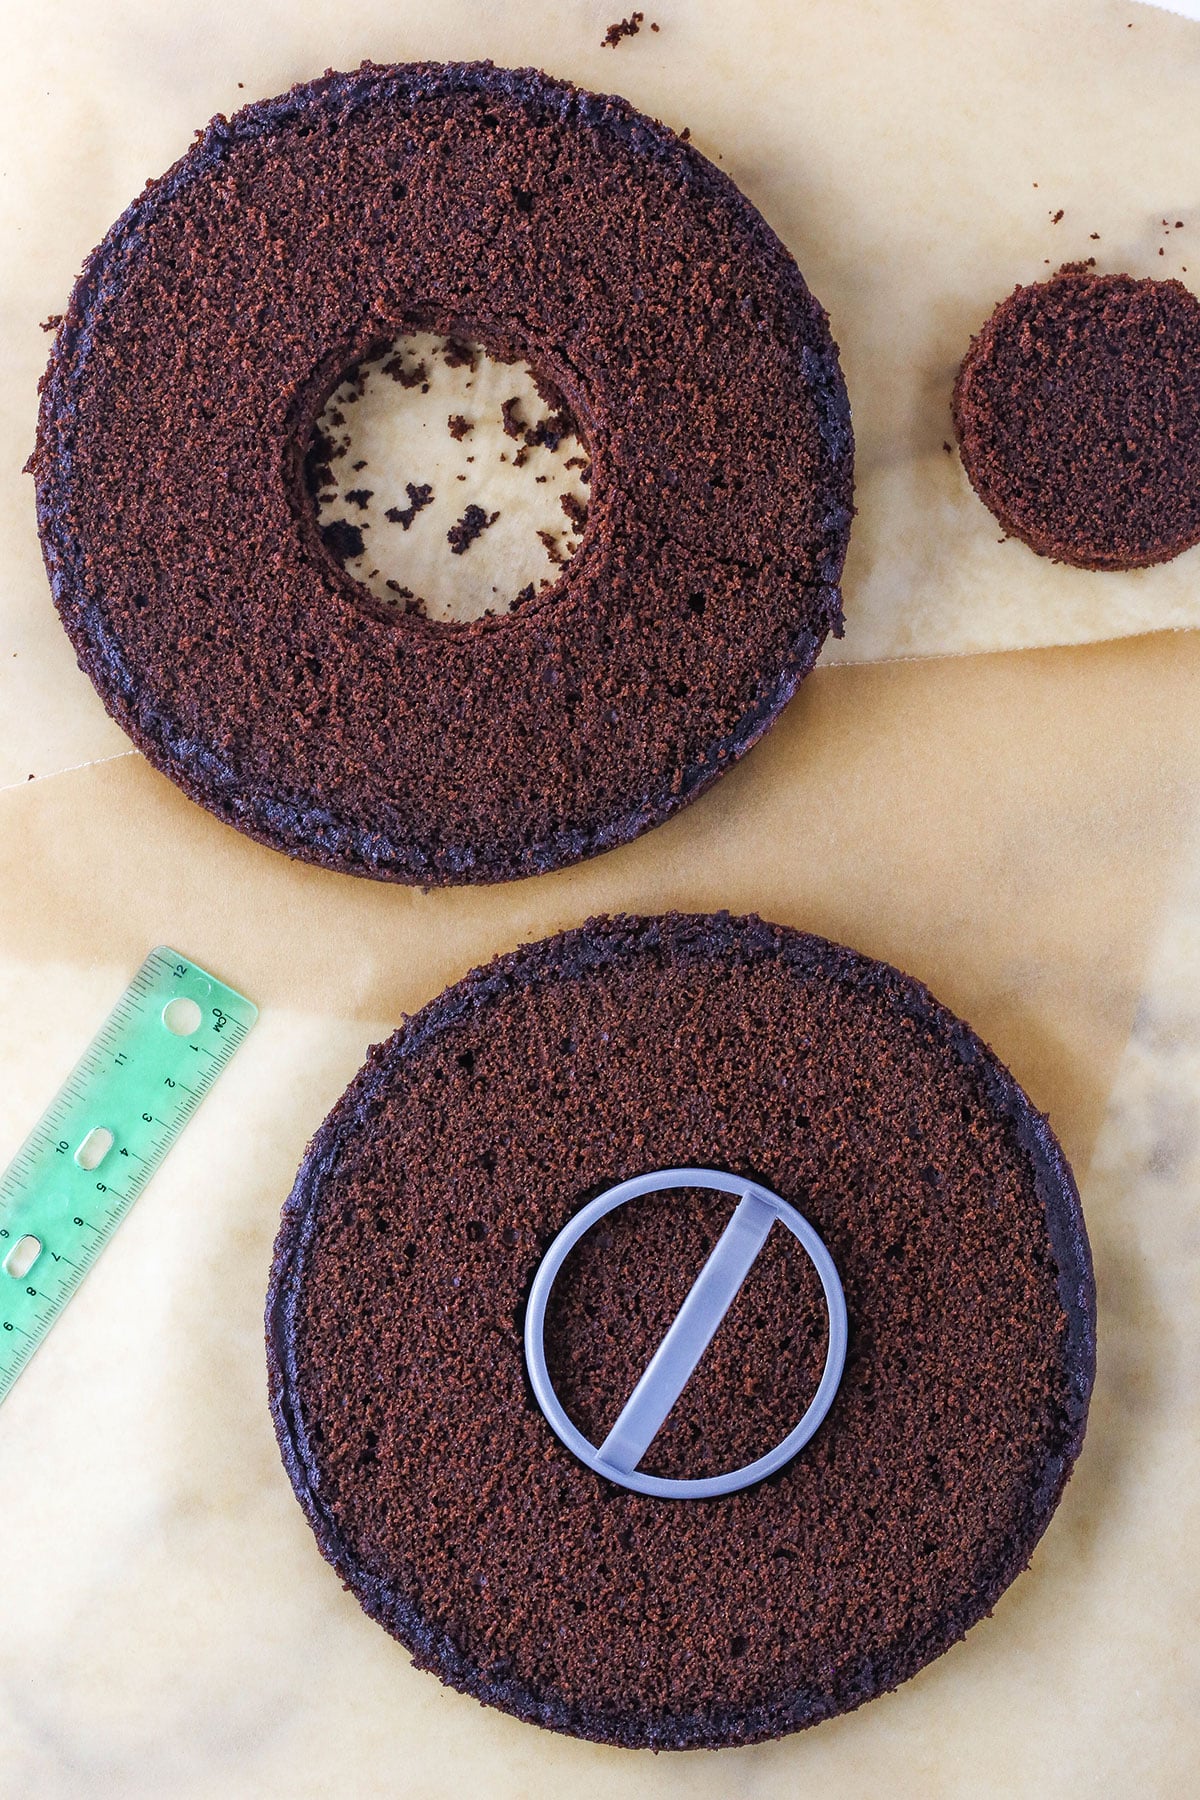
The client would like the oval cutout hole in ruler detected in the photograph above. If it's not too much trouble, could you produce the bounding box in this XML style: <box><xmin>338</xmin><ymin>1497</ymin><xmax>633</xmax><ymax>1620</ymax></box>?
<box><xmin>73</xmin><ymin>1126</ymin><xmax>113</xmax><ymax>1171</ymax></box>
<box><xmin>3</xmin><ymin>1236</ymin><xmax>41</xmax><ymax>1281</ymax></box>
<box><xmin>0</xmin><ymin>947</ymin><xmax>257</xmax><ymax>1405</ymax></box>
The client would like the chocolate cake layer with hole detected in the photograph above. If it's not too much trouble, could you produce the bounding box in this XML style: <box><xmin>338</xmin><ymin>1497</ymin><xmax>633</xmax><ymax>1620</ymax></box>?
<box><xmin>30</xmin><ymin>62</ymin><xmax>853</xmax><ymax>884</ymax></box>
<box><xmin>952</xmin><ymin>266</ymin><xmax>1200</xmax><ymax>569</ymax></box>
<box><xmin>266</xmin><ymin>913</ymin><xmax>1095</xmax><ymax>1749</ymax></box>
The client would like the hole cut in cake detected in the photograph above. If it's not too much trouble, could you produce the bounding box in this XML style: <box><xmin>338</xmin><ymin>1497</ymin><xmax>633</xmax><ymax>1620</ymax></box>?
<box><xmin>306</xmin><ymin>331</ymin><xmax>592</xmax><ymax>623</ymax></box>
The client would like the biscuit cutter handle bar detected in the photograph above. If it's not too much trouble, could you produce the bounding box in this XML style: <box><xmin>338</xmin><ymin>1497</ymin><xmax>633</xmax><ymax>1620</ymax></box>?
<box><xmin>597</xmin><ymin>1189</ymin><xmax>775</xmax><ymax>1475</ymax></box>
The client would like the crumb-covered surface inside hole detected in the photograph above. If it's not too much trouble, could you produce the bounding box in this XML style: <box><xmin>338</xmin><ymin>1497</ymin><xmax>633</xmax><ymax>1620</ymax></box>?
<box><xmin>307</xmin><ymin>331</ymin><xmax>591</xmax><ymax>622</ymax></box>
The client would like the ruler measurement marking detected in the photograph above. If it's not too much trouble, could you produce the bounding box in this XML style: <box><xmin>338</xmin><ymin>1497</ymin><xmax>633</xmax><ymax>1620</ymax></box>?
<box><xmin>0</xmin><ymin>947</ymin><xmax>256</xmax><ymax>1406</ymax></box>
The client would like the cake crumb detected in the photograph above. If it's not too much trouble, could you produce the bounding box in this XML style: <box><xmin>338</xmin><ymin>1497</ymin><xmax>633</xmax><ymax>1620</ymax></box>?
<box><xmin>602</xmin><ymin>12</ymin><xmax>646</xmax><ymax>47</ymax></box>
<box><xmin>385</xmin><ymin>482</ymin><xmax>434</xmax><ymax>530</ymax></box>
<box><xmin>448</xmin><ymin>504</ymin><xmax>499</xmax><ymax>554</ymax></box>
<box><xmin>526</xmin><ymin>419</ymin><xmax>569</xmax><ymax>452</ymax></box>
<box><xmin>381</xmin><ymin>354</ymin><xmax>428</xmax><ymax>388</ymax></box>
<box><xmin>942</xmin><ymin>441</ymin><xmax>952</xmax><ymax>454</ymax></box>
<box><xmin>320</xmin><ymin>518</ymin><xmax>366</xmax><ymax>562</ymax></box>
<box><xmin>501</xmin><ymin>397</ymin><xmax>525</xmax><ymax>439</ymax></box>
<box><xmin>560</xmin><ymin>492</ymin><xmax>589</xmax><ymax>533</ymax></box>
<box><xmin>448</xmin><ymin>414</ymin><xmax>473</xmax><ymax>440</ymax></box>
<box><xmin>344</xmin><ymin>488</ymin><xmax>373</xmax><ymax>510</ymax></box>
<box><xmin>1051</xmin><ymin>209</ymin><xmax>1064</xmax><ymax>224</ymax></box>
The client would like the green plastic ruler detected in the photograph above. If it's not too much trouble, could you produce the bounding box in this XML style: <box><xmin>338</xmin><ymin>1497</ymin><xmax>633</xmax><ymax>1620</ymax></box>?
<box><xmin>0</xmin><ymin>946</ymin><xmax>257</xmax><ymax>1405</ymax></box>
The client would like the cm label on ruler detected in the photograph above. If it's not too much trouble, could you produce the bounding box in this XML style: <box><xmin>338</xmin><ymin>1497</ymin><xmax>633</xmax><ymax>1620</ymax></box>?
<box><xmin>0</xmin><ymin>947</ymin><xmax>257</xmax><ymax>1405</ymax></box>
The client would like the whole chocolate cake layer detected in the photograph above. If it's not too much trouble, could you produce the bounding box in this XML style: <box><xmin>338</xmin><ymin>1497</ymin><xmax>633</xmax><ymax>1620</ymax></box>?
<box><xmin>266</xmin><ymin>914</ymin><xmax>1095</xmax><ymax>1750</ymax></box>
<box><xmin>952</xmin><ymin>266</ymin><xmax>1200</xmax><ymax>570</ymax></box>
<box><xmin>30</xmin><ymin>63</ymin><xmax>853</xmax><ymax>884</ymax></box>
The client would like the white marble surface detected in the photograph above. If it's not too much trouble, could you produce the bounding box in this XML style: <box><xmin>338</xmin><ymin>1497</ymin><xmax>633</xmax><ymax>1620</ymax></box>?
<box><xmin>2</xmin><ymin>2</ymin><xmax>1200</xmax><ymax>1795</ymax></box>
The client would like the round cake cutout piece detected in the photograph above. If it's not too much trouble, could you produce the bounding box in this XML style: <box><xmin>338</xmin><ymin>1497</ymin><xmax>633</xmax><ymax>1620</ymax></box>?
<box><xmin>952</xmin><ymin>265</ymin><xmax>1200</xmax><ymax>569</ymax></box>
<box><xmin>266</xmin><ymin>913</ymin><xmax>1095</xmax><ymax>1750</ymax></box>
<box><xmin>30</xmin><ymin>63</ymin><xmax>853</xmax><ymax>884</ymax></box>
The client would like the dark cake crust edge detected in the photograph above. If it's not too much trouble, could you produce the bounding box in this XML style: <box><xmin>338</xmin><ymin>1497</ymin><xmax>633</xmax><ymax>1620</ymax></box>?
<box><xmin>265</xmin><ymin>912</ymin><xmax>1096</xmax><ymax>1751</ymax></box>
<box><xmin>29</xmin><ymin>61</ymin><xmax>853</xmax><ymax>886</ymax></box>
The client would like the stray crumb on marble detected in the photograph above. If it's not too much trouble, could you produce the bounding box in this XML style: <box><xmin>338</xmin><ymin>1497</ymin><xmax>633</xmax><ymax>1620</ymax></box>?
<box><xmin>447</xmin><ymin>505</ymin><xmax>500</xmax><ymax>555</ymax></box>
<box><xmin>602</xmin><ymin>12</ymin><xmax>650</xmax><ymax>48</ymax></box>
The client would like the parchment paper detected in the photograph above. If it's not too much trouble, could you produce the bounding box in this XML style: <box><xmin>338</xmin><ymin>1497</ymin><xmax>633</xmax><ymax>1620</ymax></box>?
<box><xmin>2</xmin><ymin>3</ymin><xmax>1200</xmax><ymax>1795</ymax></box>
<box><xmin>5</xmin><ymin>0</ymin><xmax>1200</xmax><ymax>788</ymax></box>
